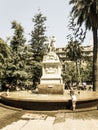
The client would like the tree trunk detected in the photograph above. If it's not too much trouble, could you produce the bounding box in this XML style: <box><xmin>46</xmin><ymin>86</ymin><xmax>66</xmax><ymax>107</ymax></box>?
<box><xmin>93</xmin><ymin>28</ymin><xmax>98</xmax><ymax>91</ymax></box>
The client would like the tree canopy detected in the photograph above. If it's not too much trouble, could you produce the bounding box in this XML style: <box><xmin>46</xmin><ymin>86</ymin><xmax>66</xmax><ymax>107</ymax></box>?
<box><xmin>30</xmin><ymin>11</ymin><xmax>48</xmax><ymax>62</ymax></box>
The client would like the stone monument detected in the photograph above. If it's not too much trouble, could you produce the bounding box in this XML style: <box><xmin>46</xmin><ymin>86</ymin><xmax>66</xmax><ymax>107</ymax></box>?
<box><xmin>38</xmin><ymin>36</ymin><xmax>64</xmax><ymax>94</ymax></box>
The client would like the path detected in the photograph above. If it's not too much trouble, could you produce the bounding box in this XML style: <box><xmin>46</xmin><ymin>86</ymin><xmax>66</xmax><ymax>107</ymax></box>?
<box><xmin>1</xmin><ymin>112</ymin><xmax>98</xmax><ymax>130</ymax></box>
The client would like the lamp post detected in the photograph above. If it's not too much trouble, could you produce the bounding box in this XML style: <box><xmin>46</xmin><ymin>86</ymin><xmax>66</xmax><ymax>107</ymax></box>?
<box><xmin>77</xmin><ymin>59</ymin><xmax>81</xmax><ymax>84</ymax></box>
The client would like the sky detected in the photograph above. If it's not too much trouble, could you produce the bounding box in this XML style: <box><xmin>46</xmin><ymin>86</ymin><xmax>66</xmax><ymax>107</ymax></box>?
<box><xmin>0</xmin><ymin>0</ymin><xmax>93</xmax><ymax>48</ymax></box>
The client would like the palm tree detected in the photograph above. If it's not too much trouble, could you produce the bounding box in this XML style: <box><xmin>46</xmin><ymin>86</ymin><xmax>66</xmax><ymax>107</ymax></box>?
<box><xmin>65</xmin><ymin>40</ymin><xmax>83</xmax><ymax>83</ymax></box>
<box><xmin>69</xmin><ymin>0</ymin><xmax>98</xmax><ymax>91</ymax></box>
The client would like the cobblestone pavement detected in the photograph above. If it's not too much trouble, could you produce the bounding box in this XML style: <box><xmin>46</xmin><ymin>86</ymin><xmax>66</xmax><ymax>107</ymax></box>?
<box><xmin>1</xmin><ymin>112</ymin><xmax>98</xmax><ymax>130</ymax></box>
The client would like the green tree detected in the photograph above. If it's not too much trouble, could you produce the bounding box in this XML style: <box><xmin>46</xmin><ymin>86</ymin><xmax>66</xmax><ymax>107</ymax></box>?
<box><xmin>0</xmin><ymin>38</ymin><xmax>12</xmax><ymax>90</ymax></box>
<box><xmin>62</xmin><ymin>61</ymin><xmax>76</xmax><ymax>83</ymax></box>
<box><xmin>10</xmin><ymin>21</ymin><xmax>26</xmax><ymax>51</ymax></box>
<box><xmin>81</xmin><ymin>60</ymin><xmax>93</xmax><ymax>83</ymax></box>
<box><xmin>30</xmin><ymin>11</ymin><xmax>48</xmax><ymax>88</ymax></box>
<box><xmin>10</xmin><ymin>20</ymin><xmax>27</xmax><ymax>89</ymax></box>
<box><xmin>30</xmin><ymin>11</ymin><xmax>48</xmax><ymax>62</ymax></box>
<box><xmin>65</xmin><ymin>40</ymin><xmax>83</xmax><ymax>82</ymax></box>
<box><xmin>23</xmin><ymin>45</ymin><xmax>35</xmax><ymax>89</ymax></box>
<box><xmin>69</xmin><ymin>0</ymin><xmax>98</xmax><ymax>91</ymax></box>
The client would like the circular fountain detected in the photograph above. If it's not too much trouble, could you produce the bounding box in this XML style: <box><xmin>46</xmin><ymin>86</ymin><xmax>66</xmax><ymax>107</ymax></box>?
<box><xmin>1</xmin><ymin>36</ymin><xmax>98</xmax><ymax>111</ymax></box>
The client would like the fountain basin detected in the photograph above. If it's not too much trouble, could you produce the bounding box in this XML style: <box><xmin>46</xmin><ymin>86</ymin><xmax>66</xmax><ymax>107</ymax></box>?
<box><xmin>1</xmin><ymin>91</ymin><xmax>98</xmax><ymax>110</ymax></box>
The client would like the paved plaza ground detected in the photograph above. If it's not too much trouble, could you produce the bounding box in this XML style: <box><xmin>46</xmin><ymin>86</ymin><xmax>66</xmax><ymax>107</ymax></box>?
<box><xmin>0</xmin><ymin>105</ymin><xmax>98</xmax><ymax>130</ymax></box>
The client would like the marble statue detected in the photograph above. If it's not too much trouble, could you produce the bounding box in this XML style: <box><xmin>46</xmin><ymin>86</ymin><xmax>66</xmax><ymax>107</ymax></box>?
<box><xmin>38</xmin><ymin>36</ymin><xmax>64</xmax><ymax>94</ymax></box>
<box><xmin>48</xmin><ymin>36</ymin><xmax>56</xmax><ymax>52</ymax></box>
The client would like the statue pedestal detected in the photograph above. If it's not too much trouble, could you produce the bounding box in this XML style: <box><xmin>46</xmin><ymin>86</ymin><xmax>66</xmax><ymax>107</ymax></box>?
<box><xmin>38</xmin><ymin>52</ymin><xmax>64</xmax><ymax>94</ymax></box>
<box><xmin>38</xmin><ymin>84</ymin><xmax>64</xmax><ymax>94</ymax></box>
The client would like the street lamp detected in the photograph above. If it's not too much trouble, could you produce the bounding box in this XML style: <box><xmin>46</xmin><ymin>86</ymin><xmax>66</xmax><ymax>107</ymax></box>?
<box><xmin>77</xmin><ymin>59</ymin><xmax>81</xmax><ymax>84</ymax></box>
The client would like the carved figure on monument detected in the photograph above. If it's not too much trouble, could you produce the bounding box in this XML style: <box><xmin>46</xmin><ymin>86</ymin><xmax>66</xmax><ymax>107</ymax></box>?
<box><xmin>45</xmin><ymin>65</ymin><xmax>57</xmax><ymax>74</ymax></box>
<box><xmin>43</xmin><ymin>52</ymin><xmax>59</xmax><ymax>61</ymax></box>
<box><xmin>48</xmin><ymin>36</ymin><xmax>56</xmax><ymax>52</ymax></box>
